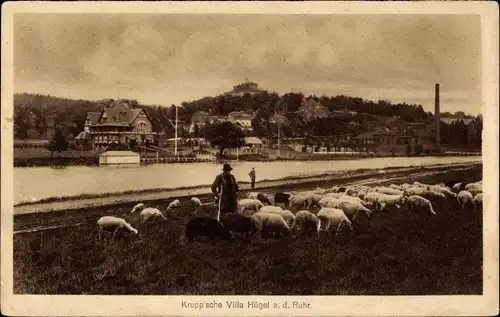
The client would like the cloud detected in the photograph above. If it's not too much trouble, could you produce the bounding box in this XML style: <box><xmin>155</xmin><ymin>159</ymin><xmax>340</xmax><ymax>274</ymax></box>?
<box><xmin>14</xmin><ymin>14</ymin><xmax>481</xmax><ymax>114</ymax></box>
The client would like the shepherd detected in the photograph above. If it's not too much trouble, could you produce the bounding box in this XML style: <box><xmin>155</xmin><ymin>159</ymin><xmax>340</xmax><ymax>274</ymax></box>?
<box><xmin>249</xmin><ymin>167</ymin><xmax>256</xmax><ymax>189</ymax></box>
<box><xmin>211</xmin><ymin>163</ymin><xmax>239</xmax><ymax>217</ymax></box>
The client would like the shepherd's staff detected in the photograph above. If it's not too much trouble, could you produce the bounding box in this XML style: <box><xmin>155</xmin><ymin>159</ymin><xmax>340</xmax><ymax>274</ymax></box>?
<box><xmin>216</xmin><ymin>186</ymin><xmax>222</xmax><ymax>221</ymax></box>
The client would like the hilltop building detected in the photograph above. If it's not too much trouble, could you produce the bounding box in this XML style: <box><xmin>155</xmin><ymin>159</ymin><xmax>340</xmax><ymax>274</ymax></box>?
<box><xmin>224</xmin><ymin>79</ymin><xmax>268</xmax><ymax>97</ymax></box>
<box><xmin>75</xmin><ymin>100</ymin><xmax>157</xmax><ymax>150</ymax></box>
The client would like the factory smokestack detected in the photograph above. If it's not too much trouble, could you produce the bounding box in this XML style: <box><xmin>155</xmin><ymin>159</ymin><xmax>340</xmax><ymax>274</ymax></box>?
<box><xmin>435</xmin><ymin>83</ymin><xmax>440</xmax><ymax>146</ymax></box>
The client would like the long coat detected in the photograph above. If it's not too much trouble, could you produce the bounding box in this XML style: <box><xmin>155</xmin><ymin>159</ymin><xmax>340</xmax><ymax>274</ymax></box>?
<box><xmin>211</xmin><ymin>172</ymin><xmax>239</xmax><ymax>215</ymax></box>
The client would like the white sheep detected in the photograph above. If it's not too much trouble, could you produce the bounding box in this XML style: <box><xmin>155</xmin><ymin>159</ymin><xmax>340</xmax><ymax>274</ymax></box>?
<box><xmin>403</xmin><ymin>186</ymin><xmax>426</xmax><ymax>196</ymax></box>
<box><xmin>406</xmin><ymin>195</ymin><xmax>436</xmax><ymax>216</ymax></box>
<box><xmin>238</xmin><ymin>198</ymin><xmax>265</xmax><ymax>215</ymax></box>
<box><xmin>319</xmin><ymin>198</ymin><xmax>374</xmax><ymax>220</ymax></box>
<box><xmin>389</xmin><ymin>184</ymin><xmax>403</xmax><ymax>190</ymax></box>
<box><xmin>288</xmin><ymin>193</ymin><xmax>313</xmax><ymax>211</ymax></box>
<box><xmin>291</xmin><ymin>210</ymin><xmax>320</xmax><ymax>237</ymax></box>
<box><xmin>465</xmin><ymin>184</ymin><xmax>483</xmax><ymax>196</ymax></box>
<box><xmin>191</xmin><ymin>197</ymin><xmax>202</xmax><ymax>208</ymax></box>
<box><xmin>457</xmin><ymin>190</ymin><xmax>474</xmax><ymax>208</ymax></box>
<box><xmin>131</xmin><ymin>204</ymin><xmax>167</xmax><ymax>223</ymax></box>
<box><xmin>251</xmin><ymin>212</ymin><xmax>291</xmax><ymax>238</ymax></box>
<box><xmin>473</xmin><ymin>193</ymin><xmax>483</xmax><ymax>212</ymax></box>
<box><xmin>260</xmin><ymin>207</ymin><xmax>295</xmax><ymax>227</ymax></box>
<box><xmin>131</xmin><ymin>203</ymin><xmax>145</xmax><ymax>213</ymax></box>
<box><xmin>429</xmin><ymin>185</ymin><xmax>457</xmax><ymax>199</ymax></box>
<box><xmin>316</xmin><ymin>207</ymin><xmax>353</xmax><ymax>239</ymax></box>
<box><xmin>97</xmin><ymin>216</ymin><xmax>138</xmax><ymax>241</ymax></box>
<box><xmin>465</xmin><ymin>182</ymin><xmax>482</xmax><ymax>191</ymax></box>
<box><xmin>374</xmin><ymin>186</ymin><xmax>404</xmax><ymax>196</ymax></box>
<box><xmin>364</xmin><ymin>192</ymin><xmax>406</xmax><ymax>211</ymax></box>
<box><xmin>167</xmin><ymin>199</ymin><xmax>180</xmax><ymax>210</ymax></box>
<box><xmin>411</xmin><ymin>189</ymin><xmax>446</xmax><ymax>202</ymax></box>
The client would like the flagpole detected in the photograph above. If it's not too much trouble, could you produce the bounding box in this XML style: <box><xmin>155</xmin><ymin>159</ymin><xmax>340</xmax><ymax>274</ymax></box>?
<box><xmin>175</xmin><ymin>105</ymin><xmax>178</xmax><ymax>156</ymax></box>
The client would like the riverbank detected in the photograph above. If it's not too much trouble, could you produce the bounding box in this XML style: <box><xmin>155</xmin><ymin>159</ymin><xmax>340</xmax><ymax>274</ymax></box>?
<box><xmin>13</xmin><ymin>161</ymin><xmax>481</xmax><ymax>215</ymax></box>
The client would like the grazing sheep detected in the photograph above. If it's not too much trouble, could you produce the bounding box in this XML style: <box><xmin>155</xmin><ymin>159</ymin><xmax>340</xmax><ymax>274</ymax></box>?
<box><xmin>457</xmin><ymin>190</ymin><xmax>474</xmax><ymax>208</ymax></box>
<box><xmin>403</xmin><ymin>186</ymin><xmax>426</xmax><ymax>196</ymax></box>
<box><xmin>238</xmin><ymin>199</ymin><xmax>264</xmax><ymax>215</ymax></box>
<box><xmin>319</xmin><ymin>197</ymin><xmax>374</xmax><ymax>221</ymax></box>
<box><xmin>465</xmin><ymin>182</ymin><xmax>482</xmax><ymax>191</ymax></box>
<box><xmin>406</xmin><ymin>195</ymin><xmax>436</xmax><ymax>216</ymax></box>
<box><xmin>465</xmin><ymin>183</ymin><xmax>483</xmax><ymax>196</ymax></box>
<box><xmin>185</xmin><ymin>217</ymin><xmax>233</xmax><ymax>243</ymax></box>
<box><xmin>414</xmin><ymin>189</ymin><xmax>447</xmax><ymax>202</ymax></box>
<box><xmin>364</xmin><ymin>192</ymin><xmax>406</xmax><ymax>211</ymax></box>
<box><xmin>291</xmin><ymin>210</ymin><xmax>320</xmax><ymax>237</ymax></box>
<box><xmin>288</xmin><ymin>193</ymin><xmax>313</xmax><ymax>211</ymax></box>
<box><xmin>130</xmin><ymin>203</ymin><xmax>167</xmax><ymax>222</ymax></box>
<box><xmin>274</xmin><ymin>192</ymin><xmax>292</xmax><ymax>208</ymax></box>
<box><xmin>473</xmin><ymin>193</ymin><xmax>483</xmax><ymax>212</ymax></box>
<box><xmin>260</xmin><ymin>207</ymin><xmax>295</xmax><ymax>227</ymax></box>
<box><xmin>167</xmin><ymin>199</ymin><xmax>180</xmax><ymax>210</ymax></box>
<box><xmin>135</xmin><ymin>207</ymin><xmax>167</xmax><ymax>223</ymax></box>
<box><xmin>220</xmin><ymin>213</ymin><xmax>258</xmax><ymax>238</ymax></box>
<box><xmin>374</xmin><ymin>186</ymin><xmax>404</xmax><ymax>196</ymax></box>
<box><xmin>191</xmin><ymin>197</ymin><xmax>202</xmax><ymax>209</ymax></box>
<box><xmin>429</xmin><ymin>186</ymin><xmax>457</xmax><ymax>199</ymax></box>
<box><xmin>251</xmin><ymin>212</ymin><xmax>292</xmax><ymax>238</ymax></box>
<box><xmin>131</xmin><ymin>203</ymin><xmax>145</xmax><ymax>214</ymax></box>
<box><xmin>97</xmin><ymin>216</ymin><xmax>138</xmax><ymax>241</ymax></box>
<box><xmin>316</xmin><ymin>208</ymin><xmax>353</xmax><ymax>239</ymax></box>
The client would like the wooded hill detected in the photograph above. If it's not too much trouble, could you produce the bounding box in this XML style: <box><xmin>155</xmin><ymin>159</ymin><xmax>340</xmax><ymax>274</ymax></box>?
<box><xmin>13</xmin><ymin>91</ymin><xmax>477</xmax><ymax>143</ymax></box>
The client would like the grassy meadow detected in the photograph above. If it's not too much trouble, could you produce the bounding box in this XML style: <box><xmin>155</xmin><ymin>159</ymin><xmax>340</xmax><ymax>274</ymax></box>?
<box><xmin>13</xmin><ymin>167</ymin><xmax>482</xmax><ymax>295</ymax></box>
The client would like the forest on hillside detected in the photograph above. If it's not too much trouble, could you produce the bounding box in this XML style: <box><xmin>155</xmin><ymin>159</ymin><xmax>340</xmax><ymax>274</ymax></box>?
<box><xmin>13</xmin><ymin>92</ymin><xmax>481</xmax><ymax>148</ymax></box>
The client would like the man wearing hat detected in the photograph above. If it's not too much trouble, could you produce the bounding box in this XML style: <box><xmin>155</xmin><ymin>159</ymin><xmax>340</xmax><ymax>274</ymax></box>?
<box><xmin>248</xmin><ymin>167</ymin><xmax>256</xmax><ymax>189</ymax></box>
<box><xmin>211</xmin><ymin>163</ymin><xmax>239</xmax><ymax>215</ymax></box>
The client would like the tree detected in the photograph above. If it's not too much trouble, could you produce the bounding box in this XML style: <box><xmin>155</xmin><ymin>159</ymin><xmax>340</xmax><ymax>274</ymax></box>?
<box><xmin>204</xmin><ymin>121</ymin><xmax>246</xmax><ymax>156</ymax></box>
<box><xmin>46</xmin><ymin>127</ymin><xmax>69</xmax><ymax>156</ymax></box>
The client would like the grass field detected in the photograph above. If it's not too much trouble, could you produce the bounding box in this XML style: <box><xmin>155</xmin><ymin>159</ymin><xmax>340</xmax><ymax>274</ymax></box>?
<box><xmin>13</xmin><ymin>166</ymin><xmax>482</xmax><ymax>295</ymax></box>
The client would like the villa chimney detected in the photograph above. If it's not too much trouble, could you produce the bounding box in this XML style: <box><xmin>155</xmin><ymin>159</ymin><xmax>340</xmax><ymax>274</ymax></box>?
<box><xmin>435</xmin><ymin>83</ymin><xmax>440</xmax><ymax>146</ymax></box>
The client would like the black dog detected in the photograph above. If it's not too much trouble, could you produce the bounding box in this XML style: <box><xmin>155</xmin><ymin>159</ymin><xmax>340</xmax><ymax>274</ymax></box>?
<box><xmin>185</xmin><ymin>217</ymin><xmax>232</xmax><ymax>243</ymax></box>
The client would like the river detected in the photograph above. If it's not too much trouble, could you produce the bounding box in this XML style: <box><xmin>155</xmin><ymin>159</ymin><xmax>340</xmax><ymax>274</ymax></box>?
<box><xmin>13</xmin><ymin>156</ymin><xmax>481</xmax><ymax>205</ymax></box>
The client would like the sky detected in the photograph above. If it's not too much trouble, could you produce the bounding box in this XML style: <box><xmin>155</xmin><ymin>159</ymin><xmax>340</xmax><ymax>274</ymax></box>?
<box><xmin>14</xmin><ymin>14</ymin><xmax>482</xmax><ymax>115</ymax></box>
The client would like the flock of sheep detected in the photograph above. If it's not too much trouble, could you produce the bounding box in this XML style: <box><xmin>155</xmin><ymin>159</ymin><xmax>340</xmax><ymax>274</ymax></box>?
<box><xmin>96</xmin><ymin>179</ymin><xmax>483</xmax><ymax>243</ymax></box>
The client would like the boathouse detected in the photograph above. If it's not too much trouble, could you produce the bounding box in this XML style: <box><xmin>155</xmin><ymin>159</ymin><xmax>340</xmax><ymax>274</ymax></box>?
<box><xmin>98</xmin><ymin>150</ymin><xmax>140</xmax><ymax>166</ymax></box>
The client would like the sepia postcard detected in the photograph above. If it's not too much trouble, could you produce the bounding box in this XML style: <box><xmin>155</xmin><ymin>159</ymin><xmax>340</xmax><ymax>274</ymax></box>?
<box><xmin>1</xmin><ymin>1</ymin><xmax>499</xmax><ymax>316</ymax></box>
